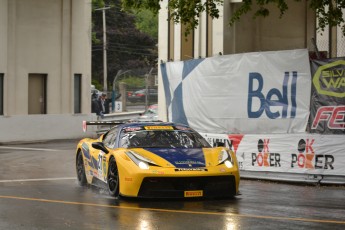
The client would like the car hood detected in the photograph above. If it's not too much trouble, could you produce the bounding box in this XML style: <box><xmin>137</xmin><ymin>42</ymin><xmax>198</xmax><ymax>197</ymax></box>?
<box><xmin>143</xmin><ymin>148</ymin><xmax>206</xmax><ymax>168</ymax></box>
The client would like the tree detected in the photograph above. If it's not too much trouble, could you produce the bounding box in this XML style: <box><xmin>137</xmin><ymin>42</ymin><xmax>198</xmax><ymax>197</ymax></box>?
<box><xmin>121</xmin><ymin>0</ymin><xmax>345</xmax><ymax>36</ymax></box>
<box><xmin>92</xmin><ymin>0</ymin><xmax>157</xmax><ymax>90</ymax></box>
<box><xmin>133</xmin><ymin>9</ymin><xmax>158</xmax><ymax>40</ymax></box>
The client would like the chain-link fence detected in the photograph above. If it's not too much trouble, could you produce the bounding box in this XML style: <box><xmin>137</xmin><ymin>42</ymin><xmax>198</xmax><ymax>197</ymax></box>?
<box><xmin>316</xmin><ymin>26</ymin><xmax>345</xmax><ymax>57</ymax></box>
<box><xmin>91</xmin><ymin>67</ymin><xmax>158</xmax><ymax>116</ymax></box>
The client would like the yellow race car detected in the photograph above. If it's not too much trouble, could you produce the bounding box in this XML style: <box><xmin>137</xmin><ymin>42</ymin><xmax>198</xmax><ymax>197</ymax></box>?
<box><xmin>76</xmin><ymin>122</ymin><xmax>240</xmax><ymax>198</ymax></box>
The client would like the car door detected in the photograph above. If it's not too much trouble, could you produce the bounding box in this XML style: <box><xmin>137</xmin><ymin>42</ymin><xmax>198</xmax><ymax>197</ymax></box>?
<box><xmin>89</xmin><ymin>128</ymin><xmax>118</xmax><ymax>182</ymax></box>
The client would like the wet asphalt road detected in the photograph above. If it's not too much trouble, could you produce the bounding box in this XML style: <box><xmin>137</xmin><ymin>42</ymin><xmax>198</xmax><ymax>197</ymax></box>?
<box><xmin>0</xmin><ymin>140</ymin><xmax>345</xmax><ymax>230</ymax></box>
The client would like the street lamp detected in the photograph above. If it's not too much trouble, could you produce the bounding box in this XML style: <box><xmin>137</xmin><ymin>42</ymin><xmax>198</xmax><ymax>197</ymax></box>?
<box><xmin>95</xmin><ymin>6</ymin><xmax>111</xmax><ymax>92</ymax></box>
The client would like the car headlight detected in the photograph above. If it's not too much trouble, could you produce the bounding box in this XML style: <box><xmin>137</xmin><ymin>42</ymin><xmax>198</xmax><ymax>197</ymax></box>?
<box><xmin>218</xmin><ymin>149</ymin><xmax>233</xmax><ymax>168</ymax></box>
<box><xmin>126</xmin><ymin>150</ymin><xmax>157</xmax><ymax>170</ymax></box>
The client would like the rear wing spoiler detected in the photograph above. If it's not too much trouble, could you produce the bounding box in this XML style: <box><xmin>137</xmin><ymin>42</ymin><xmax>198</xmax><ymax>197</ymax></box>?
<box><xmin>82</xmin><ymin>120</ymin><xmax>126</xmax><ymax>133</ymax></box>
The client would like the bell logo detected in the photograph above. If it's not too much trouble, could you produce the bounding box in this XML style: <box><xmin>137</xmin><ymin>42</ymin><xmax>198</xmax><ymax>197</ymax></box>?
<box><xmin>247</xmin><ymin>71</ymin><xmax>297</xmax><ymax>119</ymax></box>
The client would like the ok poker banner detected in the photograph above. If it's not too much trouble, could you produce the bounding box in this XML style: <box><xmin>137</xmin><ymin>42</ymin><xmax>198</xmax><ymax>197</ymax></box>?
<box><xmin>161</xmin><ymin>49</ymin><xmax>311</xmax><ymax>134</ymax></box>
<box><xmin>308</xmin><ymin>57</ymin><xmax>345</xmax><ymax>134</ymax></box>
<box><xmin>200</xmin><ymin>132</ymin><xmax>345</xmax><ymax>177</ymax></box>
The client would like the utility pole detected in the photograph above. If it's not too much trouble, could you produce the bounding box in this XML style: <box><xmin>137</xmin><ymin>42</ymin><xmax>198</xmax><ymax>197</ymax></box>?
<box><xmin>95</xmin><ymin>6</ymin><xmax>111</xmax><ymax>92</ymax></box>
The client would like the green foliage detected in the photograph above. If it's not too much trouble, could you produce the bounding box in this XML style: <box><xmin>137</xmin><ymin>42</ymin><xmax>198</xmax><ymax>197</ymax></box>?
<box><xmin>92</xmin><ymin>0</ymin><xmax>105</xmax><ymax>9</ymax></box>
<box><xmin>121</xmin><ymin>0</ymin><xmax>222</xmax><ymax>36</ymax></box>
<box><xmin>229</xmin><ymin>0</ymin><xmax>345</xmax><ymax>36</ymax></box>
<box><xmin>310</xmin><ymin>0</ymin><xmax>345</xmax><ymax>35</ymax></box>
<box><xmin>92</xmin><ymin>79</ymin><xmax>102</xmax><ymax>90</ymax></box>
<box><xmin>121</xmin><ymin>0</ymin><xmax>345</xmax><ymax>36</ymax></box>
<box><xmin>121</xmin><ymin>0</ymin><xmax>161</xmax><ymax>15</ymax></box>
<box><xmin>118</xmin><ymin>76</ymin><xmax>145</xmax><ymax>89</ymax></box>
<box><xmin>132</xmin><ymin>9</ymin><xmax>158</xmax><ymax>40</ymax></box>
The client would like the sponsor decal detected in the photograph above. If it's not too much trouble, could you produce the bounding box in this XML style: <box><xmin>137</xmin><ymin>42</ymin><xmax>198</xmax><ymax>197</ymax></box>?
<box><xmin>125</xmin><ymin>177</ymin><xmax>133</xmax><ymax>182</ymax></box>
<box><xmin>291</xmin><ymin>139</ymin><xmax>334</xmax><ymax>170</ymax></box>
<box><xmin>184</xmin><ymin>190</ymin><xmax>203</xmax><ymax>197</ymax></box>
<box><xmin>228</xmin><ymin>135</ymin><xmax>244</xmax><ymax>153</ymax></box>
<box><xmin>175</xmin><ymin>125</ymin><xmax>191</xmax><ymax>131</ymax></box>
<box><xmin>144</xmin><ymin>126</ymin><xmax>174</xmax><ymax>130</ymax></box>
<box><xmin>251</xmin><ymin>139</ymin><xmax>281</xmax><ymax>167</ymax></box>
<box><xmin>175</xmin><ymin>168</ymin><xmax>207</xmax><ymax>171</ymax></box>
<box><xmin>124</xmin><ymin>127</ymin><xmax>142</xmax><ymax>132</ymax></box>
<box><xmin>151</xmin><ymin>170</ymin><xmax>165</xmax><ymax>175</ymax></box>
<box><xmin>175</xmin><ymin>160</ymin><xmax>204</xmax><ymax>165</ymax></box>
<box><xmin>312</xmin><ymin>60</ymin><xmax>345</xmax><ymax>97</ymax></box>
<box><xmin>247</xmin><ymin>71</ymin><xmax>297</xmax><ymax>119</ymax></box>
<box><xmin>204</xmin><ymin>135</ymin><xmax>244</xmax><ymax>152</ymax></box>
<box><xmin>312</xmin><ymin>106</ymin><xmax>345</xmax><ymax>130</ymax></box>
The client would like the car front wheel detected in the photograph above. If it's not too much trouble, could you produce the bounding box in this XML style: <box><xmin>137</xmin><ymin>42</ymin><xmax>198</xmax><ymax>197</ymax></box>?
<box><xmin>107</xmin><ymin>157</ymin><xmax>120</xmax><ymax>197</ymax></box>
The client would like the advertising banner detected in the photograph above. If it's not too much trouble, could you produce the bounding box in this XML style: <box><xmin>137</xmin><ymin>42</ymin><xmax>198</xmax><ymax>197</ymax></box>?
<box><xmin>161</xmin><ymin>49</ymin><xmax>311</xmax><ymax>134</ymax></box>
<box><xmin>201</xmin><ymin>133</ymin><xmax>345</xmax><ymax>177</ymax></box>
<box><xmin>309</xmin><ymin>58</ymin><xmax>345</xmax><ymax>134</ymax></box>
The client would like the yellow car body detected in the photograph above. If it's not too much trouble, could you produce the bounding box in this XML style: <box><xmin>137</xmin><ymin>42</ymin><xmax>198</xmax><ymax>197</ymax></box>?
<box><xmin>76</xmin><ymin>122</ymin><xmax>240</xmax><ymax>198</ymax></box>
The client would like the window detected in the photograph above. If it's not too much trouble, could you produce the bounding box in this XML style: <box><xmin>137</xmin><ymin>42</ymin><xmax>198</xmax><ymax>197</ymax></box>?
<box><xmin>74</xmin><ymin>74</ymin><xmax>82</xmax><ymax>114</ymax></box>
<box><xmin>103</xmin><ymin>127</ymin><xmax>119</xmax><ymax>149</ymax></box>
<box><xmin>0</xmin><ymin>74</ymin><xmax>3</xmax><ymax>115</ymax></box>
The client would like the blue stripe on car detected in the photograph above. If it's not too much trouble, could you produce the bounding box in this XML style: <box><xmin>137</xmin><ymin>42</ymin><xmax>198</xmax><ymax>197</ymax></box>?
<box><xmin>82</xmin><ymin>143</ymin><xmax>90</xmax><ymax>160</ymax></box>
<box><xmin>144</xmin><ymin>148</ymin><xmax>205</xmax><ymax>168</ymax></box>
<box><xmin>91</xmin><ymin>156</ymin><xmax>98</xmax><ymax>169</ymax></box>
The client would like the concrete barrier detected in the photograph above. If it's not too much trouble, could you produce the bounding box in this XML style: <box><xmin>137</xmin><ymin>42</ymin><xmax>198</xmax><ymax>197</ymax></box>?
<box><xmin>0</xmin><ymin>111</ymin><xmax>143</xmax><ymax>144</ymax></box>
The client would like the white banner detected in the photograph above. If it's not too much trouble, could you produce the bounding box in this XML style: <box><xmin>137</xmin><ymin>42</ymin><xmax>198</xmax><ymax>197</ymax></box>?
<box><xmin>201</xmin><ymin>133</ymin><xmax>345</xmax><ymax>177</ymax></box>
<box><xmin>161</xmin><ymin>49</ymin><xmax>311</xmax><ymax>134</ymax></box>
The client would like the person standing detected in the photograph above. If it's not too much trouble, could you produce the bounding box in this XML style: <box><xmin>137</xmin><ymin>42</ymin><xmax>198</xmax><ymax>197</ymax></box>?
<box><xmin>98</xmin><ymin>93</ymin><xmax>106</xmax><ymax>116</ymax></box>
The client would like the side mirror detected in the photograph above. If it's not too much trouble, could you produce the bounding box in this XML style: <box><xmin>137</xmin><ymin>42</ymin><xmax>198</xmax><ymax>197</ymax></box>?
<box><xmin>92</xmin><ymin>142</ymin><xmax>109</xmax><ymax>154</ymax></box>
<box><xmin>213</xmin><ymin>142</ymin><xmax>225</xmax><ymax>147</ymax></box>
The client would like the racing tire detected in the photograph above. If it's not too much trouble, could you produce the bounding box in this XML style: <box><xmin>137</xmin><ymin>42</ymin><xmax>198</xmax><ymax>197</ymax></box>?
<box><xmin>107</xmin><ymin>157</ymin><xmax>120</xmax><ymax>197</ymax></box>
<box><xmin>76</xmin><ymin>152</ymin><xmax>87</xmax><ymax>186</ymax></box>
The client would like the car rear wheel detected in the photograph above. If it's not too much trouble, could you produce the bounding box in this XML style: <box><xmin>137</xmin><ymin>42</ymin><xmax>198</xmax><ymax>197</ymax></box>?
<box><xmin>107</xmin><ymin>157</ymin><xmax>120</xmax><ymax>197</ymax></box>
<box><xmin>76</xmin><ymin>152</ymin><xmax>87</xmax><ymax>186</ymax></box>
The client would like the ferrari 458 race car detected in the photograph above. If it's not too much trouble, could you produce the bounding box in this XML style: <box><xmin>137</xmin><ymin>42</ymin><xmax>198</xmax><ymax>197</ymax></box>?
<box><xmin>76</xmin><ymin>122</ymin><xmax>240</xmax><ymax>198</ymax></box>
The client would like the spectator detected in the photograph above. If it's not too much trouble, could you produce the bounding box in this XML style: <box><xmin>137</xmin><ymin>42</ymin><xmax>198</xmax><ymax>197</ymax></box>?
<box><xmin>91</xmin><ymin>95</ymin><xmax>100</xmax><ymax>114</ymax></box>
<box><xmin>91</xmin><ymin>91</ymin><xmax>98</xmax><ymax>100</ymax></box>
<box><xmin>91</xmin><ymin>94</ymin><xmax>106</xmax><ymax>117</ymax></box>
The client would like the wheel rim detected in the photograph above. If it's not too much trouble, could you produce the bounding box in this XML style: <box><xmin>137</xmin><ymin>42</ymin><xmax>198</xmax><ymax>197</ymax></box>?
<box><xmin>108</xmin><ymin>160</ymin><xmax>119</xmax><ymax>193</ymax></box>
<box><xmin>77</xmin><ymin>154</ymin><xmax>84</xmax><ymax>181</ymax></box>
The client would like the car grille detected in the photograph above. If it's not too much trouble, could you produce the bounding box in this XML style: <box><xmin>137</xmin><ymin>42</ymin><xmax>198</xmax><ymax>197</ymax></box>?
<box><xmin>137</xmin><ymin>175</ymin><xmax>236</xmax><ymax>198</ymax></box>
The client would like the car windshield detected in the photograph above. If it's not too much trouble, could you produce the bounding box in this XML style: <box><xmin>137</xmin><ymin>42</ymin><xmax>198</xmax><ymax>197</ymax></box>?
<box><xmin>119</xmin><ymin>129</ymin><xmax>211</xmax><ymax>148</ymax></box>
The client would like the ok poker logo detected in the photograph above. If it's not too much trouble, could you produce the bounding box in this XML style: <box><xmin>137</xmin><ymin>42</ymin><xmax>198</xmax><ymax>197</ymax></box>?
<box><xmin>291</xmin><ymin>139</ymin><xmax>334</xmax><ymax>170</ymax></box>
<box><xmin>251</xmin><ymin>139</ymin><xmax>281</xmax><ymax>167</ymax></box>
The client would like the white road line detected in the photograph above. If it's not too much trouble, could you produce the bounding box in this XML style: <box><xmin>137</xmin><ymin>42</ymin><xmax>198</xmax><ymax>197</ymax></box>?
<box><xmin>0</xmin><ymin>146</ymin><xmax>60</xmax><ymax>152</ymax></box>
<box><xmin>0</xmin><ymin>177</ymin><xmax>76</xmax><ymax>183</ymax></box>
